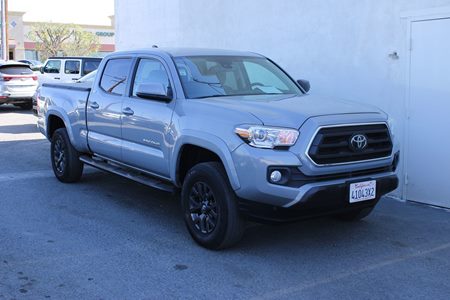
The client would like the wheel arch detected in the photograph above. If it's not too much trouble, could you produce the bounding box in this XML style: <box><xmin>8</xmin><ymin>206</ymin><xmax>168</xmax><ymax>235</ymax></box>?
<box><xmin>172</xmin><ymin>133</ymin><xmax>241</xmax><ymax>191</ymax></box>
<box><xmin>46</xmin><ymin>110</ymin><xmax>74</xmax><ymax>144</ymax></box>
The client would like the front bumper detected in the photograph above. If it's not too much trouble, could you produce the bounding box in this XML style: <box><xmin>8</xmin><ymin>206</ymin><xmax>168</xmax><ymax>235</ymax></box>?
<box><xmin>231</xmin><ymin>141</ymin><xmax>399</xmax><ymax>223</ymax></box>
<box><xmin>239</xmin><ymin>174</ymin><xmax>398</xmax><ymax>223</ymax></box>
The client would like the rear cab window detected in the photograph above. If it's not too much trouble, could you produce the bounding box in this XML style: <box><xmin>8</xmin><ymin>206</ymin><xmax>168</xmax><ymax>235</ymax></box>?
<box><xmin>64</xmin><ymin>60</ymin><xmax>81</xmax><ymax>74</ymax></box>
<box><xmin>100</xmin><ymin>58</ymin><xmax>133</xmax><ymax>96</ymax></box>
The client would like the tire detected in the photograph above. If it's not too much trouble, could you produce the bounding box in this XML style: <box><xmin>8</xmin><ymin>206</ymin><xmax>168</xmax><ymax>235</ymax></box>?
<box><xmin>334</xmin><ymin>206</ymin><xmax>374</xmax><ymax>221</ymax></box>
<box><xmin>181</xmin><ymin>162</ymin><xmax>245</xmax><ymax>250</ymax></box>
<box><xmin>51</xmin><ymin>128</ymin><xmax>84</xmax><ymax>183</ymax></box>
<box><xmin>18</xmin><ymin>102</ymin><xmax>33</xmax><ymax>110</ymax></box>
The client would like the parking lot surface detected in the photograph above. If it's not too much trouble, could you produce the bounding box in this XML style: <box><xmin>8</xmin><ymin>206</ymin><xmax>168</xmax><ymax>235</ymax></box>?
<box><xmin>1</xmin><ymin>106</ymin><xmax>450</xmax><ymax>299</ymax></box>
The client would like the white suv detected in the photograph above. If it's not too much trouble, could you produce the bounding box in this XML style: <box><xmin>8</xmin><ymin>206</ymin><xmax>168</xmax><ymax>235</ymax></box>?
<box><xmin>0</xmin><ymin>61</ymin><xmax>38</xmax><ymax>110</ymax></box>
<box><xmin>39</xmin><ymin>57</ymin><xmax>102</xmax><ymax>84</ymax></box>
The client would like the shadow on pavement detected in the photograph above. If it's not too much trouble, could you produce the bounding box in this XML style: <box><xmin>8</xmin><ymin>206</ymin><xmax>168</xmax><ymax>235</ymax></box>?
<box><xmin>0</xmin><ymin>104</ymin><xmax>33</xmax><ymax>114</ymax></box>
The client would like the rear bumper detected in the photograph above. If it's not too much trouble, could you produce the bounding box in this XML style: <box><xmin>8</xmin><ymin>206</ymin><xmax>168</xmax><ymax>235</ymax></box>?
<box><xmin>239</xmin><ymin>174</ymin><xmax>398</xmax><ymax>223</ymax></box>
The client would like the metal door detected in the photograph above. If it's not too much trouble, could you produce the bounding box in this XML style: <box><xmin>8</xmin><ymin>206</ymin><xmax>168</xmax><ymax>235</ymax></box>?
<box><xmin>121</xmin><ymin>57</ymin><xmax>175</xmax><ymax>178</ymax></box>
<box><xmin>87</xmin><ymin>58</ymin><xmax>133</xmax><ymax>161</ymax></box>
<box><xmin>406</xmin><ymin>17</ymin><xmax>450</xmax><ymax>208</ymax></box>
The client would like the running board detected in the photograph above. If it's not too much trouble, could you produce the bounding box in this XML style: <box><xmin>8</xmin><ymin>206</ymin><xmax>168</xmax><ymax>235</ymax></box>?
<box><xmin>79</xmin><ymin>155</ymin><xmax>175</xmax><ymax>193</ymax></box>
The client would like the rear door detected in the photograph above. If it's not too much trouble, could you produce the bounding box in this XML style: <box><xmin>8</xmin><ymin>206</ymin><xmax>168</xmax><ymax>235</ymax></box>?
<box><xmin>62</xmin><ymin>59</ymin><xmax>82</xmax><ymax>82</ymax></box>
<box><xmin>121</xmin><ymin>56</ymin><xmax>175</xmax><ymax>177</ymax></box>
<box><xmin>86</xmin><ymin>57</ymin><xmax>134</xmax><ymax>161</ymax></box>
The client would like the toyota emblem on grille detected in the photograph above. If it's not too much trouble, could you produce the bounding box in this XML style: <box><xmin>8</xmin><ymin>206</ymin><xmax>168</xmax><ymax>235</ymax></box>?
<box><xmin>350</xmin><ymin>134</ymin><xmax>368</xmax><ymax>151</ymax></box>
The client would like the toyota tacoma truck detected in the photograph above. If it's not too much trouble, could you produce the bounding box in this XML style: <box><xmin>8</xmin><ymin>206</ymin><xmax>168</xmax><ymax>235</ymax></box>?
<box><xmin>37</xmin><ymin>48</ymin><xmax>399</xmax><ymax>249</ymax></box>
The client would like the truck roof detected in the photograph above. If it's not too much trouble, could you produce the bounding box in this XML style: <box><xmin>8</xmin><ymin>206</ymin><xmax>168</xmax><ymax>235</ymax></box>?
<box><xmin>109</xmin><ymin>48</ymin><xmax>264</xmax><ymax>58</ymax></box>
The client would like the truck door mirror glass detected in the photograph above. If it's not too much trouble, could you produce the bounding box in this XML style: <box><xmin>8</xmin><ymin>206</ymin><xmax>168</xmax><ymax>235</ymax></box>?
<box><xmin>135</xmin><ymin>83</ymin><xmax>172</xmax><ymax>101</ymax></box>
<box><xmin>297</xmin><ymin>79</ymin><xmax>310</xmax><ymax>93</ymax></box>
<box><xmin>40</xmin><ymin>66</ymin><xmax>44</xmax><ymax>74</ymax></box>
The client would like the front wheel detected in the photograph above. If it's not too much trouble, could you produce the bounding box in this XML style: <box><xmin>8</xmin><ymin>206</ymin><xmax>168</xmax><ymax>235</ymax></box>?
<box><xmin>51</xmin><ymin>128</ymin><xmax>84</xmax><ymax>183</ymax></box>
<box><xmin>181</xmin><ymin>162</ymin><xmax>245</xmax><ymax>250</ymax></box>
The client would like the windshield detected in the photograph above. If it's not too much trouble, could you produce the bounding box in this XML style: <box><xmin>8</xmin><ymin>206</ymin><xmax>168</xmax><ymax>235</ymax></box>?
<box><xmin>174</xmin><ymin>56</ymin><xmax>302</xmax><ymax>99</ymax></box>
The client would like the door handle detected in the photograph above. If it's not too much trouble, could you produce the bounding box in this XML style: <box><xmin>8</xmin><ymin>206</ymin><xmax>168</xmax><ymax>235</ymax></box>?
<box><xmin>122</xmin><ymin>107</ymin><xmax>134</xmax><ymax>116</ymax></box>
<box><xmin>89</xmin><ymin>101</ymin><xmax>100</xmax><ymax>109</ymax></box>
<box><xmin>54</xmin><ymin>77</ymin><xmax>60</xmax><ymax>80</ymax></box>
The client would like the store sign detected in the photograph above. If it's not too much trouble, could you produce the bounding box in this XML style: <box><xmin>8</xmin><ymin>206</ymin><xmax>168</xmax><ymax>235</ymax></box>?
<box><xmin>95</xmin><ymin>31</ymin><xmax>114</xmax><ymax>37</ymax></box>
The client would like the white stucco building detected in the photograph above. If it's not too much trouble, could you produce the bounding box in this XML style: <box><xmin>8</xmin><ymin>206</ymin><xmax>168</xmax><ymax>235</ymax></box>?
<box><xmin>115</xmin><ymin>0</ymin><xmax>450</xmax><ymax>208</ymax></box>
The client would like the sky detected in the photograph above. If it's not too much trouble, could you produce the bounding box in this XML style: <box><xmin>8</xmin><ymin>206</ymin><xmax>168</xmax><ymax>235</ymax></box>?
<box><xmin>8</xmin><ymin>0</ymin><xmax>114</xmax><ymax>26</ymax></box>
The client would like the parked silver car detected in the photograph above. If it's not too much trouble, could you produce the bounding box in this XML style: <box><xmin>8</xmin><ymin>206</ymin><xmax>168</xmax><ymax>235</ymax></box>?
<box><xmin>0</xmin><ymin>61</ymin><xmax>39</xmax><ymax>110</ymax></box>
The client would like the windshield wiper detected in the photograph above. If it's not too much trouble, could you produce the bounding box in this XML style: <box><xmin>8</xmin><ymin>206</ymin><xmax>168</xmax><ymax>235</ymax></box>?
<box><xmin>193</xmin><ymin>94</ymin><xmax>226</xmax><ymax>99</ymax></box>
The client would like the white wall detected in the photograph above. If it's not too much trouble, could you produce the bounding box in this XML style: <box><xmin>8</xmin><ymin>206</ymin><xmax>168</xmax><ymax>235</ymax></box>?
<box><xmin>115</xmin><ymin>0</ymin><xmax>450</xmax><ymax>198</ymax></box>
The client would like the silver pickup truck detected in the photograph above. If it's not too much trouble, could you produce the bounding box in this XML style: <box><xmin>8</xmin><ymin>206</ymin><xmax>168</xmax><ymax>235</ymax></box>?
<box><xmin>37</xmin><ymin>48</ymin><xmax>399</xmax><ymax>249</ymax></box>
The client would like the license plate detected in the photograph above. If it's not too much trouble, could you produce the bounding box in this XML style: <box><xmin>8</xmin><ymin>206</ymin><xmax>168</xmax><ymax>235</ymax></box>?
<box><xmin>349</xmin><ymin>180</ymin><xmax>376</xmax><ymax>203</ymax></box>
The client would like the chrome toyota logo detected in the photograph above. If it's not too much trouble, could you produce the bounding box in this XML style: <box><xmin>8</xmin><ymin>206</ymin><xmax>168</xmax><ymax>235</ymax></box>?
<box><xmin>350</xmin><ymin>134</ymin><xmax>368</xmax><ymax>151</ymax></box>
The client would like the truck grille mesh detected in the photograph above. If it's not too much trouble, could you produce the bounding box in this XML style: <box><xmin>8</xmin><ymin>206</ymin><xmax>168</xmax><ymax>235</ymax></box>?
<box><xmin>308</xmin><ymin>124</ymin><xmax>393</xmax><ymax>165</ymax></box>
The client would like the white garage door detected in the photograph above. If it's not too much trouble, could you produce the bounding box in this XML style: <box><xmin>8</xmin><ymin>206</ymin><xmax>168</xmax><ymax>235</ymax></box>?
<box><xmin>406</xmin><ymin>17</ymin><xmax>450</xmax><ymax>208</ymax></box>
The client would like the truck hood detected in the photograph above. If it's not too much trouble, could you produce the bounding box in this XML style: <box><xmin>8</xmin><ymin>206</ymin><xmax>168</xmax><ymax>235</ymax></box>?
<box><xmin>192</xmin><ymin>94</ymin><xmax>384</xmax><ymax>128</ymax></box>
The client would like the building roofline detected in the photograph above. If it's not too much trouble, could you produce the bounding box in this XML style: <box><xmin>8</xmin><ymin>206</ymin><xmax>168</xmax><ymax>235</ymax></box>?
<box><xmin>8</xmin><ymin>11</ymin><xmax>26</xmax><ymax>16</ymax></box>
<box><xmin>22</xmin><ymin>20</ymin><xmax>114</xmax><ymax>29</ymax></box>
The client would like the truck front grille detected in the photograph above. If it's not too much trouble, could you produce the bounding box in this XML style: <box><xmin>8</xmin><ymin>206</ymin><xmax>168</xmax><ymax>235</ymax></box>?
<box><xmin>307</xmin><ymin>123</ymin><xmax>393</xmax><ymax>165</ymax></box>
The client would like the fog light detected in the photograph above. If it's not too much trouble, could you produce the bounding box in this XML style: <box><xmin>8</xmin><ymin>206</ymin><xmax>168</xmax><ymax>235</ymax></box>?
<box><xmin>270</xmin><ymin>170</ymin><xmax>282</xmax><ymax>183</ymax></box>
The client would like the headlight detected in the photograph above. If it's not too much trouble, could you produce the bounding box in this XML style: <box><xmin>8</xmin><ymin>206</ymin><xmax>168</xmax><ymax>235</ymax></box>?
<box><xmin>387</xmin><ymin>118</ymin><xmax>395</xmax><ymax>140</ymax></box>
<box><xmin>235</xmin><ymin>125</ymin><xmax>299</xmax><ymax>149</ymax></box>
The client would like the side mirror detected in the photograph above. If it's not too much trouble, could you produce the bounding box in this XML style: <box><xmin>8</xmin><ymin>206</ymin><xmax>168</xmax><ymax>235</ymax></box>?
<box><xmin>135</xmin><ymin>83</ymin><xmax>172</xmax><ymax>101</ymax></box>
<box><xmin>39</xmin><ymin>66</ymin><xmax>44</xmax><ymax>74</ymax></box>
<box><xmin>297</xmin><ymin>79</ymin><xmax>310</xmax><ymax>93</ymax></box>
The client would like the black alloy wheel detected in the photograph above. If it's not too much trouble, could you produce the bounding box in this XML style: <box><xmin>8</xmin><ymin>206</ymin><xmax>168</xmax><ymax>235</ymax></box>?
<box><xmin>50</xmin><ymin>128</ymin><xmax>84</xmax><ymax>183</ymax></box>
<box><xmin>181</xmin><ymin>162</ymin><xmax>245</xmax><ymax>250</ymax></box>
<box><xmin>189</xmin><ymin>182</ymin><xmax>219</xmax><ymax>234</ymax></box>
<box><xmin>53</xmin><ymin>138</ymin><xmax>66</xmax><ymax>174</ymax></box>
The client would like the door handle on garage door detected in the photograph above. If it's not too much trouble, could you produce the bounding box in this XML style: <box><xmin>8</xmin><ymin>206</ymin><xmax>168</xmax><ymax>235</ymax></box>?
<box><xmin>122</xmin><ymin>107</ymin><xmax>134</xmax><ymax>116</ymax></box>
<box><xmin>89</xmin><ymin>101</ymin><xmax>100</xmax><ymax>109</ymax></box>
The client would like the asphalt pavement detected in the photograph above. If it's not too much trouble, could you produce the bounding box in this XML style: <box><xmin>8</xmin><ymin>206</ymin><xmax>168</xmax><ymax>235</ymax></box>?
<box><xmin>1</xmin><ymin>105</ymin><xmax>450</xmax><ymax>299</ymax></box>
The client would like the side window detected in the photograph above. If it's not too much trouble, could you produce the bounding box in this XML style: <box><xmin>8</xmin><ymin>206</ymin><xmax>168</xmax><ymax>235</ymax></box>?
<box><xmin>64</xmin><ymin>60</ymin><xmax>81</xmax><ymax>74</ymax></box>
<box><xmin>100</xmin><ymin>58</ymin><xmax>133</xmax><ymax>96</ymax></box>
<box><xmin>83</xmin><ymin>60</ymin><xmax>100</xmax><ymax>75</ymax></box>
<box><xmin>132</xmin><ymin>58</ymin><xmax>170</xmax><ymax>97</ymax></box>
<box><xmin>43</xmin><ymin>60</ymin><xmax>61</xmax><ymax>74</ymax></box>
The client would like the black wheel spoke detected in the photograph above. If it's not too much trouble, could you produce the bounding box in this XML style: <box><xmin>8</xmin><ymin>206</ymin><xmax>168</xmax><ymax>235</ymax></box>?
<box><xmin>53</xmin><ymin>138</ymin><xmax>66</xmax><ymax>173</ymax></box>
<box><xmin>189</xmin><ymin>181</ymin><xmax>218</xmax><ymax>234</ymax></box>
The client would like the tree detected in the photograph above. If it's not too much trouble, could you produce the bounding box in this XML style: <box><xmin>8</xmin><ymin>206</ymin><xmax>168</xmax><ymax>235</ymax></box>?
<box><xmin>27</xmin><ymin>23</ymin><xmax>100</xmax><ymax>61</ymax></box>
<box><xmin>62</xmin><ymin>29</ymin><xmax>100</xmax><ymax>57</ymax></box>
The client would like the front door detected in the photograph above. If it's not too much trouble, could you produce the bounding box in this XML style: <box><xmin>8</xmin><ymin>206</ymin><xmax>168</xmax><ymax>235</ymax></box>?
<box><xmin>87</xmin><ymin>57</ymin><xmax>133</xmax><ymax>161</ymax></box>
<box><xmin>121</xmin><ymin>57</ymin><xmax>175</xmax><ymax>178</ymax></box>
<box><xmin>406</xmin><ymin>17</ymin><xmax>450</xmax><ymax>208</ymax></box>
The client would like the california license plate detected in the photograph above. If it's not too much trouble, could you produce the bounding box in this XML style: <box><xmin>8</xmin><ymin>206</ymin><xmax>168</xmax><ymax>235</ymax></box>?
<box><xmin>349</xmin><ymin>180</ymin><xmax>376</xmax><ymax>203</ymax></box>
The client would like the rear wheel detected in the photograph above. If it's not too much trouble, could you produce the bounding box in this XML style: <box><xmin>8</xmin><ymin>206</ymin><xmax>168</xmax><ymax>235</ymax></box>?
<box><xmin>181</xmin><ymin>162</ymin><xmax>245</xmax><ymax>250</ymax></box>
<box><xmin>334</xmin><ymin>206</ymin><xmax>374</xmax><ymax>221</ymax></box>
<box><xmin>51</xmin><ymin>128</ymin><xmax>84</xmax><ymax>183</ymax></box>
